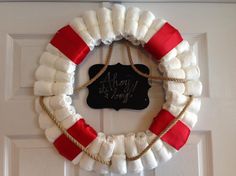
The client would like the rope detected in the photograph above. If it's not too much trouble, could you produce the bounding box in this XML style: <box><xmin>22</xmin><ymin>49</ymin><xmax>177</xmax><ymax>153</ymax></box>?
<box><xmin>74</xmin><ymin>43</ymin><xmax>186</xmax><ymax>93</ymax></box>
<box><xmin>39</xmin><ymin>44</ymin><xmax>193</xmax><ymax>166</ymax></box>
<box><xmin>39</xmin><ymin>95</ymin><xmax>193</xmax><ymax>165</ymax></box>
<box><xmin>126</xmin><ymin>96</ymin><xmax>193</xmax><ymax>161</ymax></box>
<box><xmin>74</xmin><ymin>44</ymin><xmax>114</xmax><ymax>92</ymax></box>
<box><xmin>39</xmin><ymin>96</ymin><xmax>111</xmax><ymax>166</ymax></box>
<box><xmin>126</xmin><ymin>44</ymin><xmax>187</xmax><ymax>83</ymax></box>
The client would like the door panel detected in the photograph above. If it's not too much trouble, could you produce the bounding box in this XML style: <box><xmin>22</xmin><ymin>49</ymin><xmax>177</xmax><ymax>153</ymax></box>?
<box><xmin>0</xmin><ymin>2</ymin><xmax>235</xmax><ymax>176</ymax></box>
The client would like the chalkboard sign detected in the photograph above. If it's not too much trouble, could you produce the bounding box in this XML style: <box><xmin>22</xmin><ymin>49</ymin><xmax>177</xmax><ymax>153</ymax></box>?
<box><xmin>87</xmin><ymin>63</ymin><xmax>151</xmax><ymax>110</ymax></box>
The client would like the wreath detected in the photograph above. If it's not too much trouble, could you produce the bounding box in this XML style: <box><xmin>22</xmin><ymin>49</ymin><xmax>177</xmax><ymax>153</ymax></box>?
<box><xmin>34</xmin><ymin>4</ymin><xmax>202</xmax><ymax>175</ymax></box>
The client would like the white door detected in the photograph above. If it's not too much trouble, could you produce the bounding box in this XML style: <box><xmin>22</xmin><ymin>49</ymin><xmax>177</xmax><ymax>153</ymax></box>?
<box><xmin>0</xmin><ymin>2</ymin><xmax>235</xmax><ymax>176</ymax></box>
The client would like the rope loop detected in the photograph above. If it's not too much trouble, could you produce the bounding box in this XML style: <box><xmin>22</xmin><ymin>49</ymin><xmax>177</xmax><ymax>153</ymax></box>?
<box><xmin>39</xmin><ymin>44</ymin><xmax>192</xmax><ymax>166</ymax></box>
<box><xmin>39</xmin><ymin>95</ymin><xmax>193</xmax><ymax>165</ymax></box>
<box><xmin>75</xmin><ymin>43</ymin><xmax>187</xmax><ymax>93</ymax></box>
<box><xmin>39</xmin><ymin>96</ymin><xmax>111</xmax><ymax>166</ymax></box>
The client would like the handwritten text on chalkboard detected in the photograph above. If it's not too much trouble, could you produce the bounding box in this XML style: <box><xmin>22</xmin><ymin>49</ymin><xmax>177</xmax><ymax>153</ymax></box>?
<box><xmin>87</xmin><ymin>63</ymin><xmax>151</xmax><ymax>110</ymax></box>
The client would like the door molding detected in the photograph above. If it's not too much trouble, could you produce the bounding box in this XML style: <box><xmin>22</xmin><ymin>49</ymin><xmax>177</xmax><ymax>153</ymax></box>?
<box><xmin>0</xmin><ymin>0</ymin><xmax>236</xmax><ymax>4</ymax></box>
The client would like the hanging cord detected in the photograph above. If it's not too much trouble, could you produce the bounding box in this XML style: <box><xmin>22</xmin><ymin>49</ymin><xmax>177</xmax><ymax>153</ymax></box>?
<box><xmin>126</xmin><ymin>96</ymin><xmax>193</xmax><ymax>161</ymax></box>
<box><xmin>126</xmin><ymin>44</ymin><xmax>187</xmax><ymax>83</ymax></box>
<box><xmin>74</xmin><ymin>44</ymin><xmax>114</xmax><ymax>92</ymax></box>
<box><xmin>39</xmin><ymin>96</ymin><xmax>111</xmax><ymax>166</ymax></box>
<box><xmin>39</xmin><ymin>95</ymin><xmax>193</xmax><ymax>165</ymax></box>
<box><xmin>74</xmin><ymin>43</ymin><xmax>186</xmax><ymax>93</ymax></box>
<box><xmin>39</xmin><ymin>43</ymin><xmax>193</xmax><ymax>166</ymax></box>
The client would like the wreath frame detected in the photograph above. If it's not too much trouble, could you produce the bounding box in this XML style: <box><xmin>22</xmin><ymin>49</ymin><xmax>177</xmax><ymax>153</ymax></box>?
<box><xmin>34</xmin><ymin>4</ymin><xmax>202</xmax><ymax>175</ymax></box>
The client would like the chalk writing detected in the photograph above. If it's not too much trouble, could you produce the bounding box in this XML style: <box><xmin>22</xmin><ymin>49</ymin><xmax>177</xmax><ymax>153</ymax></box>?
<box><xmin>87</xmin><ymin>63</ymin><xmax>150</xmax><ymax>110</ymax></box>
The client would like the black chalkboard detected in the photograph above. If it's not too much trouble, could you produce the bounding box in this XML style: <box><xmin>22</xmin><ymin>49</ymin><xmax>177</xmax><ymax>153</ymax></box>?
<box><xmin>87</xmin><ymin>63</ymin><xmax>151</xmax><ymax>110</ymax></box>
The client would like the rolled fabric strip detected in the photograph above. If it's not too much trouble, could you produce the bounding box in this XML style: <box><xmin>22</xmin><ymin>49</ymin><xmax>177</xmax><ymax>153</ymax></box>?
<box><xmin>161</xmin><ymin>48</ymin><xmax>178</xmax><ymax>62</ymax></box>
<box><xmin>163</xmin><ymin>81</ymin><xmax>185</xmax><ymax>94</ymax></box>
<box><xmin>52</xmin><ymin>117</ymin><xmax>97</xmax><ymax>162</ymax></box>
<box><xmin>176</xmin><ymin>40</ymin><xmax>190</xmax><ymax>54</ymax></box>
<box><xmin>82</xmin><ymin>10</ymin><xmax>101</xmax><ymax>46</ymax></box>
<box><xmin>124</xmin><ymin>7</ymin><xmax>140</xmax><ymax>44</ymax></box>
<box><xmin>136</xmin><ymin>10</ymin><xmax>155</xmax><ymax>42</ymax></box>
<box><xmin>158</xmin><ymin>144</ymin><xmax>173</xmax><ymax>162</ymax></box>
<box><xmin>45</xmin><ymin>114</ymin><xmax>81</xmax><ymax>143</ymax></box>
<box><xmin>163</xmin><ymin>141</ymin><xmax>178</xmax><ymax>154</ymax></box>
<box><xmin>50</xmin><ymin>25</ymin><xmax>90</xmax><ymax>65</ymax></box>
<box><xmin>163</xmin><ymin>103</ymin><xmax>182</xmax><ymax>117</ymax></box>
<box><xmin>146</xmin><ymin>130</ymin><xmax>163</xmax><ymax>157</ymax></box>
<box><xmin>184</xmin><ymin>65</ymin><xmax>200</xmax><ymax>80</ymax></box>
<box><xmin>36</xmin><ymin>101</ymin><xmax>75</xmax><ymax>128</ymax></box>
<box><xmin>126</xmin><ymin>19</ymin><xmax>140</xmax><ymax>45</ymax></box>
<box><xmin>97</xmin><ymin>7</ymin><xmax>115</xmax><ymax>45</ymax></box>
<box><xmin>55</xmin><ymin>71</ymin><xmax>74</xmax><ymax>83</ymax></box>
<box><xmin>111</xmin><ymin>155</ymin><xmax>126</xmax><ymax>174</ymax></box>
<box><xmin>163</xmin><ymin>103</ymin><xmax>198</xmax><ymax>129</ymax></box>
<box><xmin>135</xmin><ymin>132</ymin><xmax>158</xmax><ymax>170</ymax></box>
<box><xmin>124</xmin><ymin>133</ymin><xmax>143</xmax><ymax>174</ymax></box>
<box><xmin>38</xmin><ymin>106</ymin><xmax>74</xmax><ymax>130</ymax></box>
<box><xmin>111</xmin><ymin>4</ymin><xmax>126</xmax><ymax>40</ymax></box>
<box><xmin>71</xmin><ymin>153</ymin><xmax>83</xmax><ymax>165</ymax></box>
<box><xmin>146</xmin><ymin>131</ymin><xmax>172</xmax><ymax>162</ymax></box>
<box><xmin>38</xmin><ymin>112</ymin><xmax>54</xmax><ymax>130</ymax></box>
<box><xmin>46</xmin><ymin>43</ymin><xmax>61</xmax><ymax>56</ymax></box>
<box><xmin>110</xmin><ymin>135</ymin><xmax>127</xmax><ymax>175</ymax></box>
<box><xmin>52</xmin><ymin>82</ymin><xmax>73</xmax><ymax>95</ymax></box>
<box><xmin>39</xmin><ymin>51</ymin><xmax>57</xmax><ymax>67</ymax></box>
<box><xmin>54</xmin><ymin>105</ymin><xmax>76</xmax><ymax>122</ymax></box>
<box><xmin>188</xmin><ymin>98</ymin><xmax>201</xmax><ymax>113</ymax></box>
<box><xmin>35</xmin><ymin>65</ymin><xmax>56</xmax><ymax>81</ymax></box>
<box><xmin>35</xmin><ymin>65</ymin><xmax>74</xmax><ymax>83</ymax></box>
<box><xmin>43</xmin><ymin>95</ymin><xmax>72</xmax><ymax>110</ymax></box>
<box><xmin>55</xmin><ymin>57</ymin><xmax>76</xmax><ymax>74</ymax></box>
<box><xmin>94</xmin><ymin>136</ymin><xmax>115</xmax><ymax>174</ymax></box>
<box><xmin>163</xmin><ymin>99</ymin><xmax>201</xmax><ymax>116</ymax></box>
<box><xmin>143</xmin><ymin>18</ymin><xmax>166</xmax><ymax>44</ymax></box>
<box><xmin>181</xmin><ymin>111</ymin><xmax>198</xmax><ymax>128</ymax></box>
<box><xmin>39</xmin><ymin>50</ymin><xmax>76</xmax><ymax>73</ymax></box>
<box><xmin>185</xmin><ymin>80</ymin><xmax>202</xmax><ymax>96</ymax></box>
<box><xmin>159</xmin><ymin>57</ymin><xmax>181</xmax><ymax>72</ymax></box>
<box><xmin>79</xmin><ymin>133</ymin><xmax>105</xmax><ymax>171</ymax></box>
<box><xmin>125</xmin><ymin>7</ymin><xmax>140</xmax><ymax>22</ymax></box>
<box><xmin>35</xmin><ymin>97</ymin><xmax>52</xmax><ymax>113</ymax></box>
<box><xmin>149</xmin><ymin>109</ymin><xmax>190</xmax><ymax>150</ymax></box>
<box><xmin>178</xmin><ymin>50</ymin><xmax>197</xmax><ymax>68</ymax></box>
<box><xmin>164</xmin><ymin>68</ymin><xmax>185</xmax><ymax>79</ymax></box>
<box><xmin>166</xmin><ymin>91</ymin><xmax>188</xmax><ymax>106</ymax></box>
<box><xmin>34</xmin><ymin>81</ymin><xmax>53</xmax><ymax>96</ymax></box>
<box><xmin>112</xmin><ymin>135</ymin><xmax>125</xmax><ymax>156</ymax></box>
<box><xmin>144</xmin><ymin>23</ymin><xmax>183</xmax><ymax>61</ymax></box>
<box><xmin>165</xmin><ymin>91</ymin><xmax>201</xmax><ymax>113</ymax></box>
<box><xmin>69</xmin><ymin>17</ymin><xmax>95</xmax><ymax>50</ymax></box>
